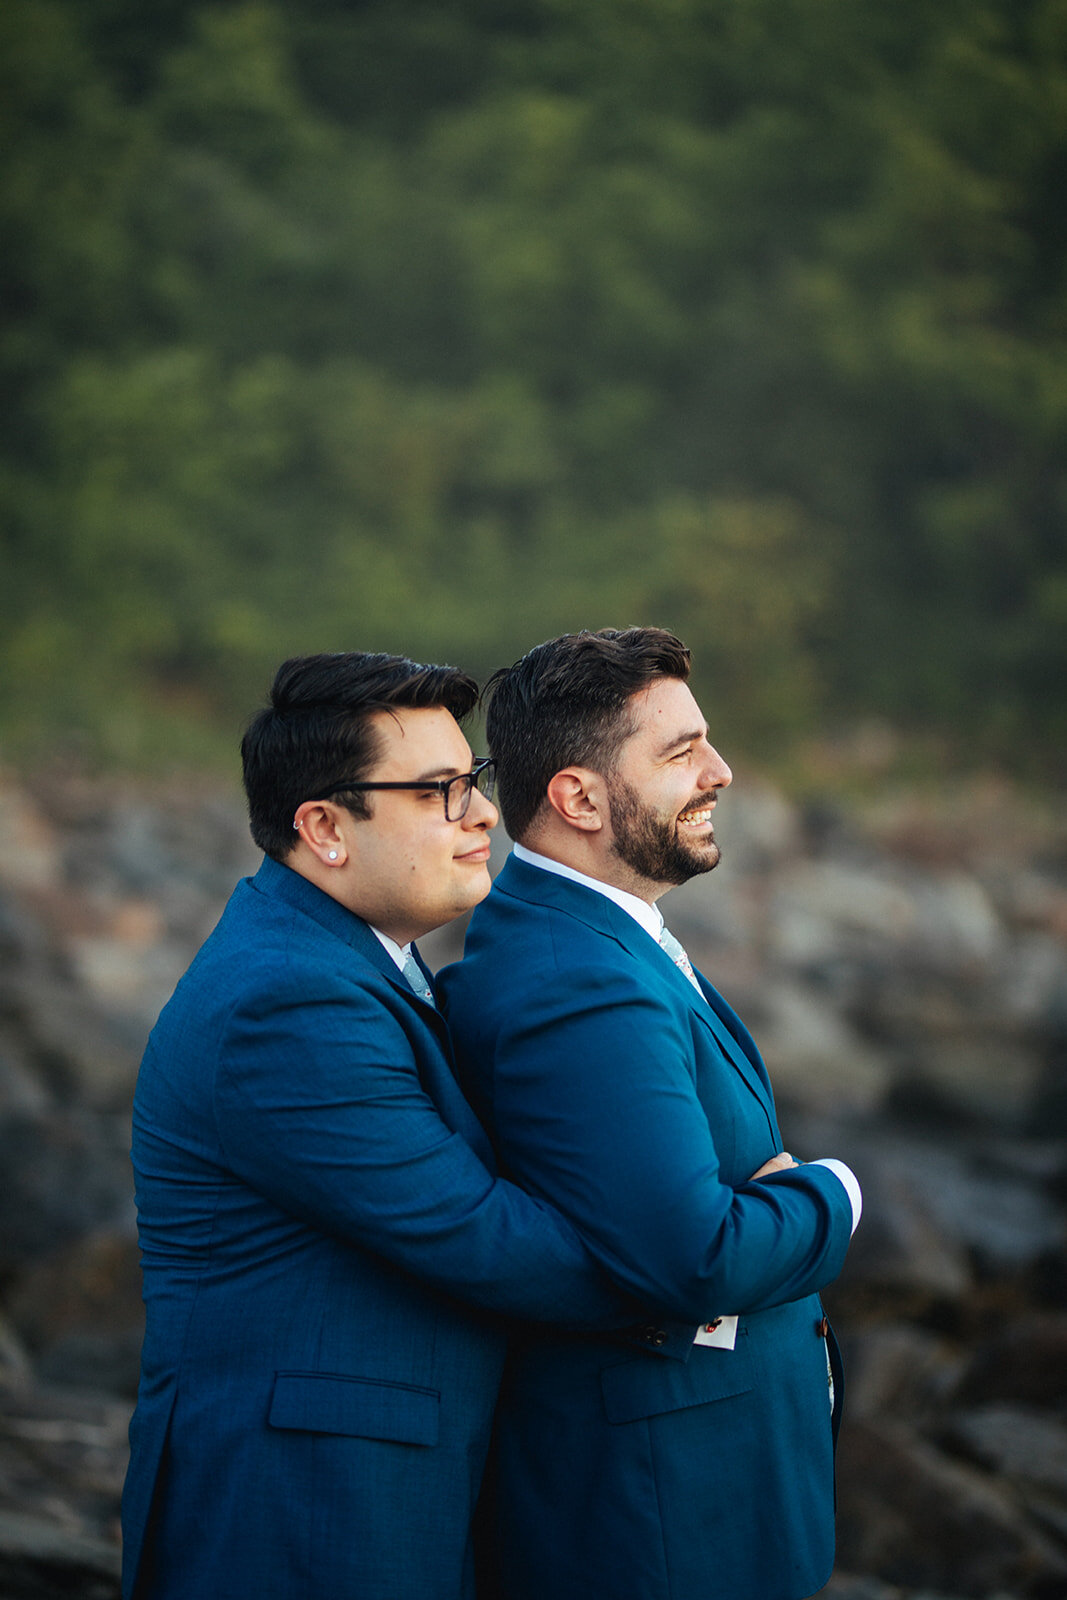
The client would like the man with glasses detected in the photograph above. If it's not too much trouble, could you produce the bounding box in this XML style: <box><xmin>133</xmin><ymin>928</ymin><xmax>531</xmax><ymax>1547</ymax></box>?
<box><xmin>121</xmin><ymin>651</ymin><xmax>640</xmax><ymax>1600</ymax></box>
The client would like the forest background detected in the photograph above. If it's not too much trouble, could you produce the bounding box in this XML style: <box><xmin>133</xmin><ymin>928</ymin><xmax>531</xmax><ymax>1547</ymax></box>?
<box><xmin>3</xmin><ymin>0</ymin><xmax>1066</xmax><ymax>785</ymax></box>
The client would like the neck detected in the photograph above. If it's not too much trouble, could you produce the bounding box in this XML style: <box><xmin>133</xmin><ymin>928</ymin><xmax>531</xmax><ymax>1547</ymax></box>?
<box><xmin>286</xmin><ymin>848</ymin><xmax>428</xmax><ymax>942</ymax></box>
<box><xmin>517</xmin><ymin>834</ymin><xmax>665</xmax><ymax>905</ymax></box>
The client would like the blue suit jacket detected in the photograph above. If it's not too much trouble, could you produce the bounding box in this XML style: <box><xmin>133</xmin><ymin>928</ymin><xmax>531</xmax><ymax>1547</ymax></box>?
<box><xmin>121</xmin><ymin>856</ymin><xmax>631</xmax><ymax>1600</ymax></box>
<box><xmin>438</xmin><ymin>855</ymin><xmax>855</xmax><ymax>1600</ymax></box>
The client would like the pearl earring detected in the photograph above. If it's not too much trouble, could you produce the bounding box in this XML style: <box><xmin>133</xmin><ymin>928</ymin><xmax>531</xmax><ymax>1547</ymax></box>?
<box><xmin>327</xmin><ymin>849</ymin><xmax>339</xmax><ymax>861</ymax></box>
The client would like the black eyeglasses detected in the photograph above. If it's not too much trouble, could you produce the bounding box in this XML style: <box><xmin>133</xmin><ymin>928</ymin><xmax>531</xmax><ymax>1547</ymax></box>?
<box><xmin>317</xmin><ymin>758</ymin><xmax>496</xmax><ymax>823</ymax></box>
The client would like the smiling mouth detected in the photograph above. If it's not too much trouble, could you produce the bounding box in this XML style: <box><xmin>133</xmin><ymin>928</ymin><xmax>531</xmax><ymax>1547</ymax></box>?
<box><xmin>678</xmin><ymin>804</ymin><xmax>715</xmax><ymax>827</ymax></box>
<box><xmin>456</xmin><ymin>843</ymin><xmax>491</xmax><ymax>862</ymax></box>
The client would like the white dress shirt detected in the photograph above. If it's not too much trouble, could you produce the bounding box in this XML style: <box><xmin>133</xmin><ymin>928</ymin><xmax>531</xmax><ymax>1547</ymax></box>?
<box><xmin>371</xmin><ymin>926</ymin><xmax>412</xmax><ymax>972</ymax></box>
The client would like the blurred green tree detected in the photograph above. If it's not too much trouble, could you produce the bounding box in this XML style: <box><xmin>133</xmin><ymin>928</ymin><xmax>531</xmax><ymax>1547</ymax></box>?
<box><xmin>0</xmin><ymin>0</ymin><xmax>1063</xmax><ymax>775</ymax></box>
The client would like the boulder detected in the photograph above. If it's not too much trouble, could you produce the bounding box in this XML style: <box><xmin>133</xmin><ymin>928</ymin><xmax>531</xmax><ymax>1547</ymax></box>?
<box><xmin>0</xmin><ymin>1510</ymin><xmax>120</xmax><ymax>1600</ymax></box>
<box><xmin>749</xmin><ymin>979</ymin><xmax>891</xmax><ymax>1115</ymax></box>
<box><xmin>838</xmin><ymin>1321</ymin><xmax>961</xmax><ymax>1422</ymax></box>
<box><xmin>944</xmin><ymin>1405</ymin><xmax>1067</xmax><ymax>1499</ymax></box>
<box><xmin>0</xmin><ymin>1109</ymin><xmax>134</xmax><ymax>1274</ymax></box>
<box><xmin>836</xmin><ymin>1418</ymin><xmax>1067</xmax><ymax>1595</ymax></box>
<box><xmin>824</xmin><ymin>1127</ymin><xmax>1063</xmax><ymax>1300</ymax></box>
<box><xmin>954</xmin><ymin>1313</ymin><xmax>1067</xmax><ymax>1409</ymax></box>
<box><xmin>0</xmin><ymin>1383</ymin><xmax>129</xmax><ymax>1596</ymax></box>
<box><xmin>8</xmin><ymin>1231</ymin><xmax>144</xmax><ymax>1399</ymax></box>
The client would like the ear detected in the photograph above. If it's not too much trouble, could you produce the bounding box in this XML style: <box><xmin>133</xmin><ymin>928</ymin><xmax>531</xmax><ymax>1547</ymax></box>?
<box><xmin>291</xmin><ymin>800</ymin><xmax>349</xmax><ymax>868</ymax></box>
<box><xmin>545</xmin><ymin>769</ymin><xmax>605</xmax><ymax>833</ymax></box>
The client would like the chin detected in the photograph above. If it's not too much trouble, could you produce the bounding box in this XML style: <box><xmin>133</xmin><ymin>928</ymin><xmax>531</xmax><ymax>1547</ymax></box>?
<box><xmin>678</xmin><ymin>841</ymin><xmax>720</xmax><ymax>880</ymax></box>
<box><xmin>463</xmin><ymin>866</ymin><xmax>493</xmax><ymax>907</ymax></box>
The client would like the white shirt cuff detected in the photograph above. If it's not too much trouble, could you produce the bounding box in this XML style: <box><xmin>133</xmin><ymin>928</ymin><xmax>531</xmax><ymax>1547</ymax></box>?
<box><xmin>809</xmin><ymin>1158</ymin><xmax>862</xmax><ymax>1235</ymax></box>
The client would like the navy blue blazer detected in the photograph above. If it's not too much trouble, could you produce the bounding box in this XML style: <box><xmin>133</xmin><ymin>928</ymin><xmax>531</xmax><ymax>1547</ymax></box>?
<box><xmin>121</xmin><ymin>856</ymin><xmax>629</xmax><ymax>1600</ymax></box>
<box><xmin>439</xmin><ymin>854</ymin><xmax>855</xmax><ymax>1600</ymax></box>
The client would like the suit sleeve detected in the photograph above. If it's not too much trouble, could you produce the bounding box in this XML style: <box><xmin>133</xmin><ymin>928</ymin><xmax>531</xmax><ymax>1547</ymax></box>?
<box><xmin>446</xmin><ymin>957</ymin><xmax>853</xmax><ymax>1324</ymax></box>
<box><xmin>211</xmin><ymin>961</ymin><xmax>638</xmax><ymax>1327</ymax></box>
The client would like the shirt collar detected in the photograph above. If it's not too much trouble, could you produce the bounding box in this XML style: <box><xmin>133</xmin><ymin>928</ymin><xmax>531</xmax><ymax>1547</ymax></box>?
<box><xmin>511</xmin><ymin>841</ymin><xmax>664</xmax><ymax>943</ymax></box>
<box><xmin>370</xmin><ymin>927</ymin><xmax>412</xmax><ymax>972</ymax></box>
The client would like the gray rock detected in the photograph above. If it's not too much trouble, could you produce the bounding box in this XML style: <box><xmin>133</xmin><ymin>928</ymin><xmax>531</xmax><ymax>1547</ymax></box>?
<box><xmin>8</xmin><ymin>1232</ymin><xmax>143</xmax><ymax>1400</ymax></box>
<box><xmin>0</xmin><ymin>1510</ymin><xmax>119</xmax><ymax>1599</ymax></box>
<box><xmin>11</xmin><ymin>974</ymin><xmax>143</xmax><ymax>1108</ymax></box>
<box><xmin>750</xmin><ymin>979</ymin><xmax>891</xmax><ymax>1115</ymax></box>
<box><xmin>821</xmin><ymin>1574</ymin><xmax>902</xmax><ymax>1599</ymax></box>
<box><xmin>839</xmin><ymin>1322</ymin><xmax>961</xmax><ymax>1423</ymax></box>
<box><xmin>709</xmin><ymin>776</ymin><xmax>803</xmax><ymax>874</ymax></box>
<box><xmin>0</xmin><ymin>1317</ymin><xmax>32</xmax><ymax>1396</ymax></box>
<box><xmin>0</xmin><ymin>1035</ymin><xmax>51</xmax><ymax>1121</ymax></box>
<box><xmin>0</xmin><ymin>1110</ymin><xmax>134</xmax><ymax>1272</ymax></box>
<box><xmin>769</xmin><ymin>861</ymin><xmax>919</xmax><ymax>966</ymax></box>
<box><xmin>831</xmin><ymin>1137</ymin><xmax>973</xmax><ymax>1305</ymax></box>
<box><xmin>945</xmin><ymin>1405</ymin><xmax>1067</xmax><ymax>1497</ymax></box>
<box><xmin>896</xmin><ymin>1031</ymin><xmax>1046</xmax><ymax>1133</ymax></box>
<box><xmin>0</xmin><ymin>1384</ymin><xmax>129</xmax><ymax>1596</ymax></box>
<box><xmin>996</xmin><ymin>932</ymin><xmax>1067</xmax><ymax>1028</ymax></box>
<box><xmin>1023</xmin><ymin>1489</ymin><xmax>1067</xmax><ymax>1549</ymax></box>
<box><xmin>954</xmin><ymin>1313</ymin><xmax>1067</xmax><ymax>1409</ymax></box>
<box><xmin>823</xmin><ymin>1578</ymin><xmax>989</xmax><ymax>1600</ymax></box>
<box><xmin>897</xmin><ymin>1146</ymin><xmax>1063</xmax><ymax>1280</ymax></box>
<box><xmin>907</xmin><ymin>872</ymin><xmax>1001</xmax><ymax>970</ymax></box>
<box><xmin>832</xmin><ymin>1129</ymin><xmax>1064</xmax><ymax>1292</ymax></box>
<box><xmin>836</xmin><ymin>1418</ymin><xmax>1067</xmax><ymax>1594</ymax></box>
<box><xmin>0</xmin><ymin>786</ymin><xmax>62</xmax><ymax>893</ymax></box>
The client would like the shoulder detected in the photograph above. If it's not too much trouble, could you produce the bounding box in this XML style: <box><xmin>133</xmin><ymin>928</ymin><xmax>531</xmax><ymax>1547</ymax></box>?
<box><xmin>444</xmin><ymin>877</ymin><xmax>595</xmax><ymax>988</ymax></box>
<box><xmin>164</xmin><ymin>881</ymin><xmax>405</xmax><ymax>1037</ymax></box>
<box><xmin>442</xmin><ymin>894</ymin><xmax>681</xmax><ymax>1045</ymax></box>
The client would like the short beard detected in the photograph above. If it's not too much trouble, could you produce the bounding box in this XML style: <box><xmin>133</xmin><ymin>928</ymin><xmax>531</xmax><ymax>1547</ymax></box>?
<box><xmin>606</xmin><ymin>774</ymin><xmax>721</xmax><ymax>888</ymax></box>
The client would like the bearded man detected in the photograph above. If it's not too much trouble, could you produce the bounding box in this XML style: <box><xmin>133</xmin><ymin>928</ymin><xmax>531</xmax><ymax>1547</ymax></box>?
<box><xmin>439</xmin><ymin>627</ymin><xmax>861</xmax><ymax>1600</ymax></box>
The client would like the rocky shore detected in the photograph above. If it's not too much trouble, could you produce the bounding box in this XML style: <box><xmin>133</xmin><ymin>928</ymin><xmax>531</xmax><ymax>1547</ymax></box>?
<box><xmin>0</xmin><ymin>767</ymin><xmax>1064</xmax><ymax>1598</ymax></box>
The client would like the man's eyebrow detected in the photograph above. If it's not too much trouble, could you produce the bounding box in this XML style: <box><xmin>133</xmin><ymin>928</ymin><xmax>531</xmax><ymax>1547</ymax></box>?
<box><xmin>654</xmin><ymin>728</ymin><xmax>707</xmax><ymax>759</ymax></box>
<box><xmin>410</xmin><ymin>764</ymin><xmax>466</xmax><ymax>783</ymax></box>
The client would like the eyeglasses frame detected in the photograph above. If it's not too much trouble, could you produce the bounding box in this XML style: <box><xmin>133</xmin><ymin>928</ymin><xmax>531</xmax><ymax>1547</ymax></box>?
<box><xmin>315</xmin><ymin>757</ymin><xmax>496</xmax><ymax>823</ymax></box>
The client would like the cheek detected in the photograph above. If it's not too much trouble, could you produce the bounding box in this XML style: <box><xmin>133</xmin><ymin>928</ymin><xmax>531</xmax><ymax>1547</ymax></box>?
<box><xmin>406</xmin><ymin>832</ymin><xmax>454</xmax><ymax>880</ymax></box>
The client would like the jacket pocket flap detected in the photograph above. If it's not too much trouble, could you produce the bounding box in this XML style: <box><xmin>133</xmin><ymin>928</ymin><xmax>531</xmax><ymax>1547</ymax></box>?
<box><xmin>601</xmin><ymin>1353</ymin><xmax>753</xmax><ymax>1425</ymax></box>
<box><xmin>268</xmin><ymin>1372</ymin><xmax>440</xmax><ymax>1446</ymax></box>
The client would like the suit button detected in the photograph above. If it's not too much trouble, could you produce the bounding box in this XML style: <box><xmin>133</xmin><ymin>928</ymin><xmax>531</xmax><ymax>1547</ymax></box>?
<box><xmin>816</xmin><ymin>1316</ymin><xmax>829</xmax><ymax>1338</ymax></box>
<box><xmin>643</xmin><ymin>1327</ymin><xmax>668</xmax><ymax>1346</ymax></box>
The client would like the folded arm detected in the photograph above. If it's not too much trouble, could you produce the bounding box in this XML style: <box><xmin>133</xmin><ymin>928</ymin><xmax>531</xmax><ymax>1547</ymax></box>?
<box><xmin>212</xmin><ymin>962</ymin><xmax>638</xmax><ymax>1327</ymax></box>
<box><xmin>449</xmin><ymin>961</ymin><xmax>854</xmax><ymax>1324</ymax></box>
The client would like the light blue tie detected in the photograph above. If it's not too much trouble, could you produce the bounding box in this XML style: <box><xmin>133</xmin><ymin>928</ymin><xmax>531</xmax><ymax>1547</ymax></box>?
<box><xmin>658</xmin><ymin>925</ymin><xmax>704</xmax><ymax>995</ymax></box>
<box><xmin>401</xmin><ymin>949</ymin><xmax>436</xmax><ymax>1007</ymax></box>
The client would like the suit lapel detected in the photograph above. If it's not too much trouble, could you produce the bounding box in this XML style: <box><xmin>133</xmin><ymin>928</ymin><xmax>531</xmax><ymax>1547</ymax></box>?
<box><xmin>251</xmin><ymin>857</ymin><xmax>443</xmax><ymax>1016</ymax></box>
<box><xmin>647</xmin><ymin>932</ymin><xmax>777</xmax><ymax>1122</ymax></box>
<box><xmin>250</xmin><ymin>857</ymin><xmax>496</xmax><ymax>1166</ymax></box>
<box><xmin>498</xmin><ymin>855</ymin><xmax>777</xmax><ymax>1123</ymax></box>
<box><xmin>692</xmin><ymin>976</ymin><xmax>780</xmax><ymax>1135</ymax></box>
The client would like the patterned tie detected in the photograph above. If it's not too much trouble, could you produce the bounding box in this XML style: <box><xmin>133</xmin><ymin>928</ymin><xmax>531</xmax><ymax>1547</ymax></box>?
<box><xmin>658</xmin><ymin>925</ymin><xmax>704</xmax><ymax>995</ymax></box>
<box><xmin>401</xmin><ymin>948</ymin><xmax>436</xmax><ymax>1007</ymax></box>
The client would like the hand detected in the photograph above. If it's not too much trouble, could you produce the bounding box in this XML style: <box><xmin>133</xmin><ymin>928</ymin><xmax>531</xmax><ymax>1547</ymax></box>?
<box><xmin>749</xmin><ymin>1151</ymin><xmax>799</xmax><ymax>1180</ymax></box>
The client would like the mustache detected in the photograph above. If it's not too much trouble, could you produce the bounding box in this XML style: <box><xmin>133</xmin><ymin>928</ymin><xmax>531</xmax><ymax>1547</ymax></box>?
<box><xmin>678</xmin><ymin>790</ymin><xmax>722</xmax><ymax>816</ymax></box>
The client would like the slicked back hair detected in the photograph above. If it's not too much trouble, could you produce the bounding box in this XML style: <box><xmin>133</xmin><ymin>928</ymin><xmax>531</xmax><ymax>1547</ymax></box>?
<box><xmin>242</xmin><ymin>652</ymin><xmax>479</xmax><ymax>860</ymax></box>
<box><xmin>485</xmin><ymin>627</ymin><xmax>692</xmax><ymax>840</ymax></box>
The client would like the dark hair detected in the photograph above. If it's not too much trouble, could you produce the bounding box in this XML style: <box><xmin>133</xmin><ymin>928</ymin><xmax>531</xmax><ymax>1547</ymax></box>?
<box><xmin>242</xmin><ymin>652</ymin><xmax>479</xmax><ymax>860</ymax></box>
<box><xmin>485</xmin><ymin>627</ymin><xmax>691</xmax><ymax>839</ymax></box>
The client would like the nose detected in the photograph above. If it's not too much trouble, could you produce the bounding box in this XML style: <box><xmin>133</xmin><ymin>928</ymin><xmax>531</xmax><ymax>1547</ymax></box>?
<box><xmin>463</xmin><ymin>785</ymin><xmax>499</xmax><ymax>831</ymax></box>
<box><xmin>700</xmin><ymin>743</ymin><xmax>732</xmax><ymax>791</ymax></box>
